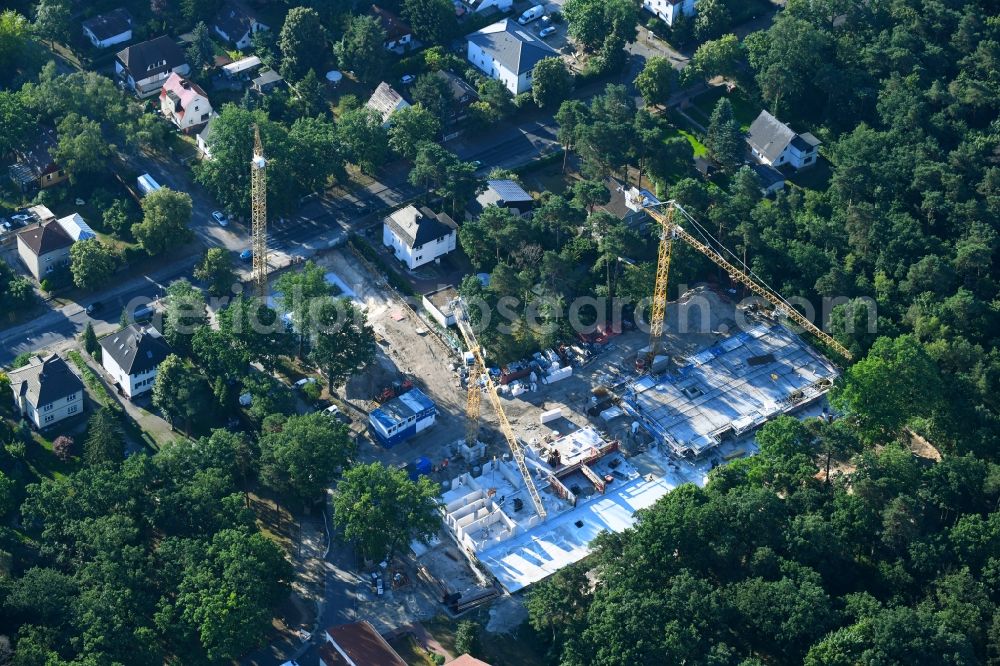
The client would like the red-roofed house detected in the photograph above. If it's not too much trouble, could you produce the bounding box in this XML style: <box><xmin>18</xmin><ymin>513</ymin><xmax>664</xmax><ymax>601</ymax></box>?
<box><xmin>318</xmin><ymin>621</ymin><xmax>406</xmax><ymax>666</ymax></box>
<box><xmin>159</xmin><ymin>73</ymin><xmax>213</xmax><ymax>132</ymax></box>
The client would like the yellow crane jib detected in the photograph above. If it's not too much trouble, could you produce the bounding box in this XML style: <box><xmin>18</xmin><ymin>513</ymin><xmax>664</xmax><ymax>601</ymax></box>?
<box><xmin>452</xmin><ymin>299</ymin><xmax>548</xmax><ymax>520</ymax></box>
<box><xmin>637</xmin><ymin>199</ymin><xmax>852</xmax><ymax>363</ymax></box>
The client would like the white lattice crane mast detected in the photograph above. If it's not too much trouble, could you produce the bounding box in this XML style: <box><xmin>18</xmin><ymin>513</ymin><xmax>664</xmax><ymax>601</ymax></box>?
<box><xmin>251</xmin><ymin>125</ymin><xmax>268</xmax><ymax>299</ymax></box>
<box><xmin>452</xmin><ymin>299</ymin><xmax>548</xmax><ymax>520</ymax></box>
<box><xmin>643</xmin><ymin>202</ymin><xmax>853</xmax><ymax>362</ymax></box>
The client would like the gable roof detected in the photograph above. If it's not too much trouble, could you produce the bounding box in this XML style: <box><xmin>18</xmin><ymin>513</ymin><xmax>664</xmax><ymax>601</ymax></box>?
<box><xmin>750</xmin><ymin>162</ymin><xmax>785</xmax><ymax>189</ymax></box>
<box><xmin>214</xmin><ymin>0</ymin><xmax>265</xmax><ymax>39</ymax></box>
<box><xmin>16</xmin><ymin>129</ymin><xmax>60</xmax><ymax>177</ymax></box>
<box><xmin>99</xmin><ymin>323</ymin><xmax>172</xmax><ymax>375</ymax></box>
<box><xmin>82</xmin><ymin>8</ymin><xmax>133</xmax><ymax>42</ymax></box>
<box><xmin>486</xmin><ymin>179</ymin><xmax>532</xmax><ymax>203</ymax></box>
<box><xmin>371</xmin><ymin>5</ymin><xmax>412</xmax><ymax>42</ymax></box>
<box><xmin>56</xmin><ymin>213</ymin><xmax>96</xmax><ymax>241</ymax></box>
<box><xmin>746</xmin><ymin>110</ymin><xmax>820</xmax><ymax>163</ymax></box>
<box><xmin>366</xmin><ymin>82</ymin><xmax>410</xmax><ymax>124</ymax></box>
<box><xmin>450</xmin><ymin>656</ymin><xmax>493</xmax><ymax>666</ymax></box>
<box><xmin>384</xmin><ymin>205</ymin><xmax>456</xmax><ymax>248</ymax></box>
<box><xmin>434</xmin><ymin>70</ymin><xmax>478</xmax><ymax>104</ymax></box>
<box><xmin>467</xmin><ymin>19</ymin><xmax>558</xmax><ymax>75</ymax></box>
<box><xmin>17</xmin><ymin>220</ymin><xmax>73</xmax><ymax>256</ymax></box>
<box><xmin>8</xmin><ymin>354</ymin><xmax>83</xmax><ymax>408</ymax></box>
<box><xmin>161</xmin><ymin>72</ymin><xmax>209</xmax><ymax>110</ymax></box>
<box><xmin>325</xmin><ymin>621</ymin><xmax>406</xmax><ymax>666</ymax></box>
<box><xmin>116</xmin><ymin>35</ymin><xmax>186</xmax><ymax>79</ymax></box>
<box><xmin>253</xmin><ymin>69</ymin><xmax>283</xmax><ymax>87</ymax></box>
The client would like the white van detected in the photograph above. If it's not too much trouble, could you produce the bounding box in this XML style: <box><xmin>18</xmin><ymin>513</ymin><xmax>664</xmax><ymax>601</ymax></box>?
<box><xmin>518</xmin><ymin>4</ymin><xmax>545</xmax><ymax>24</ymax></box>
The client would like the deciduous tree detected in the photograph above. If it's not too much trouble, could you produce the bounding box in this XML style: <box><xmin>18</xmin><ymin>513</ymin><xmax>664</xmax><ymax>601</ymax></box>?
<box><xmin>532</xmin><ymin>57</ymin><xmax>573</xmax><ymax>109</ymax></box>
<box><xmin>332</xmin><ymin>462</ymin><xmax>440</xmax><ymax>560</ymax></box>
<box><xmin>133</xmin><ymin>188</ymin><xmax>193</xmax><ymax>255</ymax></box>
<box><xmin>334</xmin><ymin>16</ymin><xmax>388</xmax><ymax>85</ymax></box>
<box><xmin>69</xmin><ymin>239</ymin><xmax>118</xmax><ymax>290</ymax></box>
<box><xmin>258</xmin><ymin>411</ymin><xmax>354</xmax><ymax>504</ymax></box>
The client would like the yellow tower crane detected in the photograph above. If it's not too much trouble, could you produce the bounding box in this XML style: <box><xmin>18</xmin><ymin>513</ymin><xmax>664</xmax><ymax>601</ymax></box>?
<box><xmin>251</xmin><ymin>125</ymin><xmax>269</xmax><ymax>299</ymax></box>
<box><xmin>641</xmin><ymin>201</ymin><xmax>853</xmax><ymax>364</ymax></box>
<box><xmin>453</xmin><ymin>299</ymin><xmax>548</xmax><ymax>520</ymax></box>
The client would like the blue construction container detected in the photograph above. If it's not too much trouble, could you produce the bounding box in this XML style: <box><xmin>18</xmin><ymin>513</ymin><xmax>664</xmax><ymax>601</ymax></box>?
<box><xmin>368</xmin><ymin>388</ymin><xmax>437</xmax><ymax>447</ymax></box>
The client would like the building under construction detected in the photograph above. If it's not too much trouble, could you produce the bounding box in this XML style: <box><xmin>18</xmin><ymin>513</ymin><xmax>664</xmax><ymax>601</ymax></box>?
<box><xmin>433</xmin><ymin>321</ymin><xmax>838</xmax><ymax>594</ymax></box>
<box><xmin>619</xmin><ymin>323</ymin><xmax>838</xmax><ymax>458</ymax></box>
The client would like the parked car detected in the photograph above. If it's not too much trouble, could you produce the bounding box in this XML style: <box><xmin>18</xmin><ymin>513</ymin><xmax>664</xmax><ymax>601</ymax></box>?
<box><xmin>85</xmin><ymin>301</ymin><xmax>102</xmax><ymax>315</ymax></box>
<box><xmin>1</xmin><ymin>220</ymin><xmax>11</xmax><ymax>232</ymax></box>
<box><xmin>539</xmin><ymin>26</ymin><xmax>557</xmax><ymax>38</ymax></box>
<box><xmin>518</xmin><ymin>4</ymin><xmax>544</xmax><ymax>24</ymax></box>
<box><xmin>401</xmin><ymin>74</ymin><xmax>415</xmax><ymax>85</ymax></box>
<box><xmin>11</xmin><ymin>213</ymin><xmax>32</xmax><ymax>225</ymax></box>
<box><xmin>294</xmin><ymin>377</ymin><xmax>317</xmax><ymax>388</ymax></box>
<box><xmin>212</xmin><ymin>210</ymin><xmax>228</xmax><ymax>226</ymax></box>
<box><xmin>240</xmin><ymin>248</ymin><xmax>253</xmax><ymax>262</ymax></box>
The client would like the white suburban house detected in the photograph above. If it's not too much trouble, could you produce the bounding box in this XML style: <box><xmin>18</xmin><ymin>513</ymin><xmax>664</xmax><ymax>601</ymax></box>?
<box><xmin>16</xmin><ymin>220</ymin><xmax>73</xmax><ymax>281</ymax></box>
<box><xmin>116</xmin><ymin>36</ymin><xmax>190</xmax><ymax>98</ymax></box>
<box><xmin>160</xmin><ymin>73</ymin><xmax>213</xmax><ymax>131</ymax></box>
<box><xmin>213</xmin><ymin>0</ymin><xmax>269</xmax><ymax>50</ymax></box>
<box><xmin>196</xmin><ymin>114</ymin><xmax>218</xmax><ymax>158</ymax></box>
<box><xmin>81</xmin><ymin>8</ymin><xmax>133</xmax><ymax>48</ymax></box>
<box><xmin>467</xmin><ymin>20</ymin><xmax>558</xmax><ymax>95</ymax></box>
<box><xmin>468</xmin><ymin>179</ymin><xmax>534</xmax><ymax>218</ymax></box>
<box><xmin>99</xmin><ymin>324</ymin><xmax>172</xmax><ymax>400</ymax></box>
<box><xmin>383</xmin><ymin>205</ymin><xmax>457</xmax><ymax>270</ymax></box>
<box><xmin>365</xmin><ymin>82</ymin><xmax>410</xmax><ymax>126</ymax></box>
<box><xmin>746</xmin><ymin>110</ymin><xmax>822</xmax><ymax>170</ymax></box>
<box><xmin>8</xmin><ymin>354</ymin><xmax>84</xmax><ymax>429</ymax></box>
<box><xmin>642</xmin><ymin>0</ymin><xmax>698</xmax><ymax>26</ymax></box>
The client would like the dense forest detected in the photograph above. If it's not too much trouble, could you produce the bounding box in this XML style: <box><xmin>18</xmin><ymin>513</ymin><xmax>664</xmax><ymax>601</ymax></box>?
<box><xmin>524</xmin><ymin>2</ymin><xmax>1000</xmax><ymax>664</ymax></box>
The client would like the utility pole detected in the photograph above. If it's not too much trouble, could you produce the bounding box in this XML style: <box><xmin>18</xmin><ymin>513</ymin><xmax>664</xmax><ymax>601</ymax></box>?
<box><xmin>251</xmin><ymin>124</ymin><xmax>268</xmax><ymax>299</ymax></box>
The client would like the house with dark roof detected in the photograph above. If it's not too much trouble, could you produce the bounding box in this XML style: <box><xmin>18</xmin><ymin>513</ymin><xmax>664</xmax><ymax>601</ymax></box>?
<box><xmin>8</xmin><ymin>354</ymin><xmax>84</xmax><ymax>429</ymax></box>
<box><xmin>642</xmin><ymin>0</ymin><xmax>698</xmax><ymax>26</ymax></box>
<box><xmin>116</xmin><ymin>35</ymin><xmax>190</xmax><ymax>98</ymax></box>
<box><xmin>599</xmin><ymin>178</ymin><xmax>661</xmax><ymax>227</ymax></box>
<box><xmin>252</xmin><ymin>69</ymin><xmax>285</xmax><ymax>94</ymax></box>
<box><xmin>365</xmin><ymin>82</ymin><xmax>411</xmax><ymax>126</ymax></box>
<box><xmin>434</xmin><ymin>70</ymin><xmax>478</xmax><ymax>121</ymax></box>
<box><xmin>746</xmin><ymin>110</ymin><xmax>821</xmax><ymax>170</ymax></box>
<box><xmin>318</xmin><ymin>621</ymin><xmax>406</xmax><ymax>666</ymax></box>
<box><xmin>466</xmin><ymin>19</ymin><xmax>559</xmax><ymax>95</ymax></box>
<box><xmin>213</xmin><ymin>0</ymin><xmax>269</xmax><ymax>50</ymax></box>
<box><xmin>16</xmin><ymin>220</ymin><xmax>74</xmax><ymax>281</ymax></box>
<box><xmin>371</xmin><ymin>5</ymin><xmax>412</xmax><ymax>51</ymax></box>
<box><xmin>99</xmin><ymin>324</ymin><xmax>172</xmax><ymax>399</ymax></box>
<box><xmin>82</xmin><ymin>8</ymin><xmax>133</xmax><ymax>48</ymax></box>
<box><xmin>468</xmin><ymin>179</ymin><xmax>534</xmax><ymax>218</ymax></box>
<box><xmin>159</xmin><ymin>72</ymin><xmax>212</xmax><ymax>131</ymax></box>
<box><xmin>8</xmin><ymin>129</ymin><xmax>66</xmax><ymax>192</ymax></box>
<box><xmin>750</xmin><ymin>162</ymin><xmax>786</xmax><ymax>196</ymax></box>
<box><xmin>460</xmin><ymin>0</ymin><xmax>512</xmax><ymax>14</ymax></box>
<box><xmin>383</xmin><ymin>204</ymin><xmax>457</xmax><ymax>270</ymax></box>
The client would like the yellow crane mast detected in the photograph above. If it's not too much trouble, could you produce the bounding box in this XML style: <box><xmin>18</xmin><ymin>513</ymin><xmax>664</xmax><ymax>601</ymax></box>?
<box><xmin>642</xmin><ymin>201</ymin><xmax>853</xmax><ymax>363</ymax></box>
<box><xmin>453</xmin><ymin>299</ymin><xmax>548</xmax><ymax>520</ymax></box>
<box><xmin>251</xmin><ymin>125</ymin><xmax>268</xmax><ymax>299</ymax></box>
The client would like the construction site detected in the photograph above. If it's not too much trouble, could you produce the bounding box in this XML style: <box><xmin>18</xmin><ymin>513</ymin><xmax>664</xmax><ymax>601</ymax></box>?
<box><xmin>302</xmin><ymin>202</ymin><xmax>844</xmax><ymax>621</ymax></box>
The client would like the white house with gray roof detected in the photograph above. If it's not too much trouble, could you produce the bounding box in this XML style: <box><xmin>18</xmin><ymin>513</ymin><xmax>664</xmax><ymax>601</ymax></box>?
<box><xmin>383</xmin><ymin>205</ymin><xmax>457</xmax><ymax>270</ymax></box>
<box><xmin>746</xmin><ymin>110</ymin><xmax>821</xmax><ymax>170</ymax></box>
<box><xmin>466</xmin><ymin>20</ymin><xmax>558</xmax><ymax>95</ymax></box>
<box><xmin>99</xmin><ymin>324</ymin><xmax>172</xmax><ymax>399</ymax></box>
<box><xmin>8</xmin><ymin>354</ymin><xmax>84</xmax><ymax>429</ymax></box>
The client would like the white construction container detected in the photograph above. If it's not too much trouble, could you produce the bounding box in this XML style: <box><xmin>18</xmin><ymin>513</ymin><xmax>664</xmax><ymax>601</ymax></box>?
<box><xmin>540</xmin><ymin>408</ymin><xmax>562</xmax><ymax>424</ymax></box>
<box><xmin>543</xmin><ymin>366</ymin><xmax>573</xmax><ymax>384</ymax></box>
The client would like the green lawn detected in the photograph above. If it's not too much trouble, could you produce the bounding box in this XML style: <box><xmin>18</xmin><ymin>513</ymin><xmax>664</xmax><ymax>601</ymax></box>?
<box><xmin>690</xmin><ymin>87</ymin><xmax>761</xmax><ymax>132</ymax></box>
